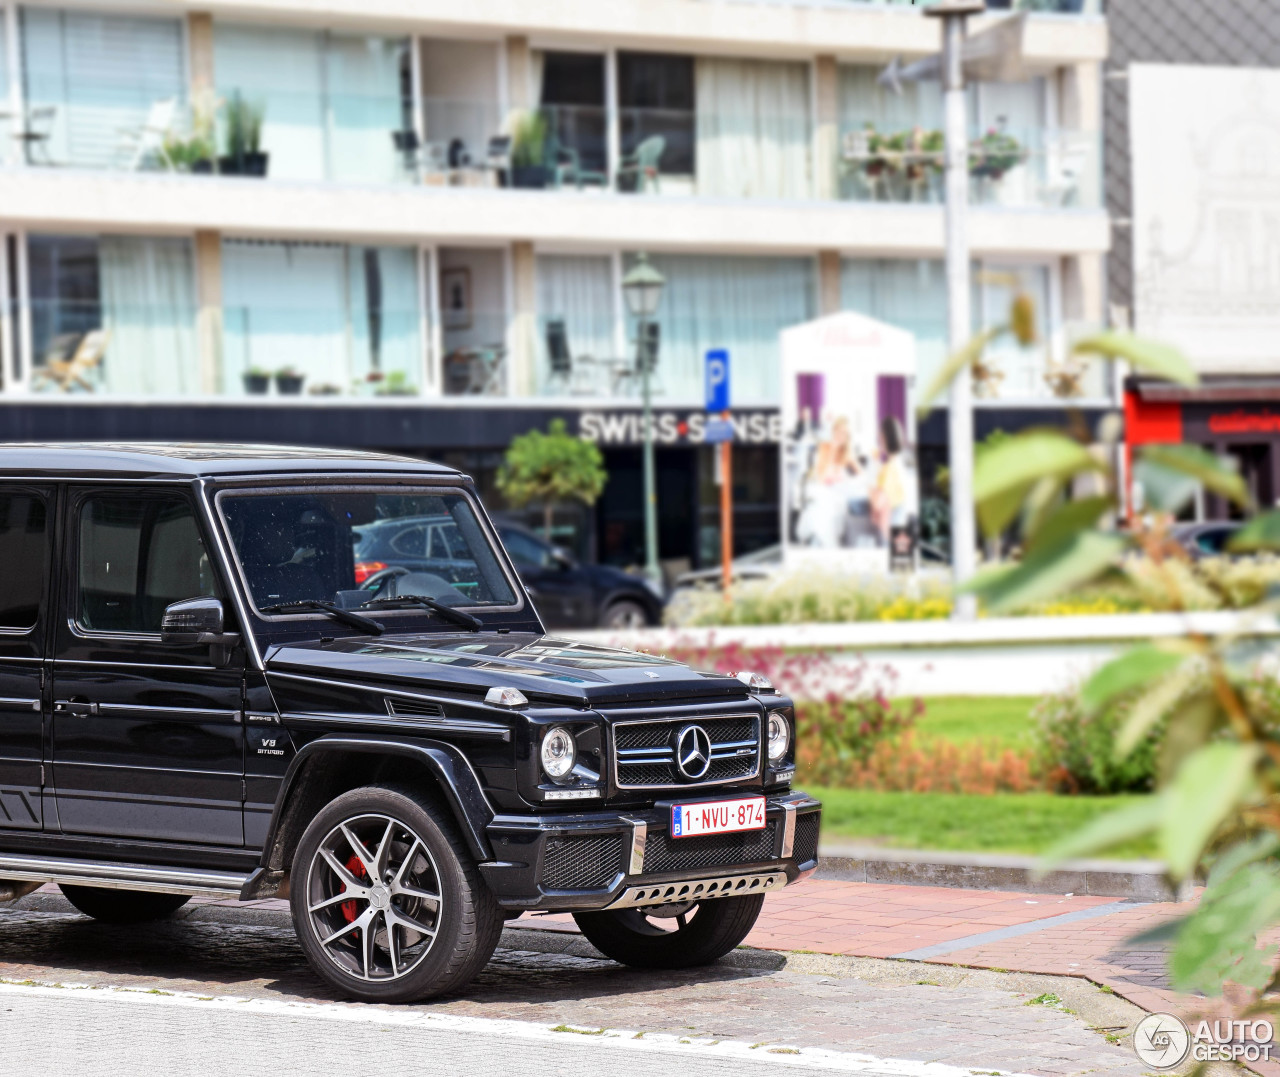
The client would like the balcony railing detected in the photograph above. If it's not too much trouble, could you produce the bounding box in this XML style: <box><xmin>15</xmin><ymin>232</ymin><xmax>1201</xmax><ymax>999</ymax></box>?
<box><xmin>836</xmin><ymin>125</ymin><xmax>1101</xmax><ymax>210</ymax></box>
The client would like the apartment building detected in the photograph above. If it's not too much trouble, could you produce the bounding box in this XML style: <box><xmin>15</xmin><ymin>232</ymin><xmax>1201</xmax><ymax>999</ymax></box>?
<box><xmin>0</xmin><ymin>0</ymin><xmax>1109</xmax><ymax>570</ymax></box>
<box><xmin>1106</xmin><ymin>0</ymin><xmax>1280</xmax><ymax>519</ymax></box>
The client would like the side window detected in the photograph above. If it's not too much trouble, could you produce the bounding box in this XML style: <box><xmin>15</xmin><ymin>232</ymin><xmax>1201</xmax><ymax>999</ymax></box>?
<box><xmin>390</xmin><ymin>526</ymin><xmax>427</xmax><ymax>557</ymax></box>
<box><xmin>0</xmin><ymin>493</ymin><xmax>48</xmax><ymax>630</ymax></box>
<box><xmin>78</xmin><ymin>494</ymin><xmax>217</xmax><ymax>634</ymax></box>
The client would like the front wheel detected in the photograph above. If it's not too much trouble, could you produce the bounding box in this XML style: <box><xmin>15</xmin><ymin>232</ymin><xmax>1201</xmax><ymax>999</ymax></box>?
<box><xmin>572</xmin><ymin>893</ymin><xmax>765</xmax><ymax>969</ymax></box>
<box><xmin>289</xmin><ymin>784</ymin><xmax>504</xmax><ymax>1003</ymax></box>
<box><xmin>59</xmin><ymin>885</ymin><xmax>190</xmax><ymax>924</ymax></box>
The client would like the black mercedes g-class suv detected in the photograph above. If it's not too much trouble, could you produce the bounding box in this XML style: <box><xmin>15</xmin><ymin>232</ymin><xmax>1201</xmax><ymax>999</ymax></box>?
<box><xmin>0</xmin><ymin>444</ymin><xmax>820</xmax><ymax>1003</ymax></box>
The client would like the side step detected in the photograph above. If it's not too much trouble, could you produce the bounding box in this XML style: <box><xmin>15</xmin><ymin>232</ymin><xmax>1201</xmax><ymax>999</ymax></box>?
<box><xmin>0</xmin><ymin>852</ymin><xmax>250</xmax><ymax>898</ymax></box>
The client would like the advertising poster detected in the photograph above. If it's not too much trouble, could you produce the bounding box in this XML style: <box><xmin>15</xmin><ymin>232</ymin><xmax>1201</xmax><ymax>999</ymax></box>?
<box><xmin>779</xmin><ymin>312</ymin><xmax>919</xmax><ymax>574</ymax></box>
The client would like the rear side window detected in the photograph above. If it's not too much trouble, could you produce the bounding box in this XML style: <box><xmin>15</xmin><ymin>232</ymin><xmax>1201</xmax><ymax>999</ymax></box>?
<box><xmin>77</xmin><ymin>494</ymin><xmax>218</xmax><ymax>634</ymax></box>
<box><xmin>0</xmin><ymin>494</ymin><xmax>48</xmax><ymax>629</ymax></box>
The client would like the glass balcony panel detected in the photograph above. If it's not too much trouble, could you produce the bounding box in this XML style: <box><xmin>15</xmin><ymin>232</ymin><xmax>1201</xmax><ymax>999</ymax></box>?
<box><xmin>28</xmin><ymin>298</ymin><xmax>200</xmax><ymax>395</ymax></box>
<box><xmin>440</xmin><ymin>311</ymin><xmax>510</xmax><ymax>396</ymax></box>
<box><xmin>836</xmin><ymin>125</ymin><xmax>1100</xmax><ymax>210</ymax></box>
<box><xmin>419</xmin><ymin>97</ymin><xmax>504</xmax><ymax>186</ymax></box>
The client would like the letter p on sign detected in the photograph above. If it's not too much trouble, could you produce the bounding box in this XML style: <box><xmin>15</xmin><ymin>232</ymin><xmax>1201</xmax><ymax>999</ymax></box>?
<box><xmin>705</xmin><ymin>349</ymin><xmax>730</xmax><ymax>413</ymax></box>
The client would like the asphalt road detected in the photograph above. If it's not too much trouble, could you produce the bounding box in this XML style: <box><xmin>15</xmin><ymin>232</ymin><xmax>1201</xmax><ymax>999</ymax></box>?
<box><xmin>0</xmin><ymin>895</ymin><xmax>1155</xmax><ymax>1077</ymax></box>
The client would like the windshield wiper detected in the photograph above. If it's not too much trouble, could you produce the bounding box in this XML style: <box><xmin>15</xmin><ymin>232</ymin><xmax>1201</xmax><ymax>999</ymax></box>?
<box><xmin>360</xmin><ymin>594</ymin><xmax>483</xmax><ymax>632</ymax></box>
<box><xmin>260</xmin><ymin>600</ymin><xmax>384</xmax><ymax>636</ymax></box>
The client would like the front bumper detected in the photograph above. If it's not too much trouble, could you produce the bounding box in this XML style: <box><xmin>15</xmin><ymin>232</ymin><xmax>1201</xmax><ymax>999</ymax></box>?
<box><xmin>478</xmin><ymin>790</ymin><xmax>821</xmax><ymax>911</ymax></box>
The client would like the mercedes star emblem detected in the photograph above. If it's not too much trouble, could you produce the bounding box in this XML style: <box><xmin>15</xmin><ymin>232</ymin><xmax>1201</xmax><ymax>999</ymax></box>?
<box><xmin>675</xmin><ymin>724</ymin><xmax>713</xmax><ymax>780</ymax></box>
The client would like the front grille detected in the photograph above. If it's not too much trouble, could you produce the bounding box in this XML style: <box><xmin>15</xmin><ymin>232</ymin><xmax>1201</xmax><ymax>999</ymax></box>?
<box><xmin>613</xmin><ymin>714</ymin><xmax>760</xmax><ymax>789</ymax></box>
<box><xmin>643</xmin><ymin>821</ymin><xmax>778</xmax><ymax>874</ymax></box>
<box><xmin>543</xmin><ymin>834</ymin><xmax>626</xmax><ymax>890</ymax></box>
<box><xmin>792</xmin><ymin>811</ymin><xmax>821</xmax><ymax>864</ymax></box>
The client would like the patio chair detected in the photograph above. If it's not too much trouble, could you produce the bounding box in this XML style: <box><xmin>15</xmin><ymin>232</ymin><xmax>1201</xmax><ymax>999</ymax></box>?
<box><xmin>32</xmin><ymin>328</ymin><xmax>110</xmax><ymax>392</ymax></box>
<box><xmin>549</xmin><ymin>137</ymin><xmax>607</xmax><ymax>191</ymax></box>
<box><xmin>13</xmin><ymin>104</ymin><xmax>57</xmax><ymax>166</ymax></box>
<box><xmin>616</xmin><ymin>135</ymin><xmax>665</xmax><ymax>194</ymax></box>
<box><xmin>118</xmin><ymin>98</ymin><xmax>178</xmax><ymax>171</ymax></box>
<box><xmin>614</xmin><ymin>321</ymin><xmax>662</xmax><ymax>395</ymax></box>
<box><xmin>544</xmin><ymin>318</ymin><xmax>597</xmax><ymax>394</ymax></box>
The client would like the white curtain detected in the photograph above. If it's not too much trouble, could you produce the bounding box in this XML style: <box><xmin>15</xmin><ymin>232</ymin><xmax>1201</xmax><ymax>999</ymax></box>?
<box><xmin>21</xmin><ymin>8</ymin><xmax>185</xmax><ymax>169</ymax></box>
<box><xmin>535</xmin><ymin>255</ymin><xmax>614</xmax><ymax>392</ymax></box>
<box><xmin>695</xmin><ymin>58</ymin><xmax>810</xmax><ymax>199</ymax></box>
<box><xmin>838</xmin><ymin>65</ymin><xmax>944</xmax><ymax>135</ymax></box>
<box><xmin>637</xmin><ymin>254</ymin><xmax>815</xmax><ymax>402</ymax></box>
<box><xmin>346</xmin><ymin>246</ymin><xmax>422</xmax><ymax>389</ymax></box>
<box><xmin>842</xmin><ymin>259</ymin><xmax>952</xmax><ymax>393</ymax></box>
<box><xmin>325</xmin><ymin>35</ymin><xmax>406</xmax><ymax>184</ymax></box>
<box><xmin>99</xmin><ymin>237</ymin><xmax>198</xmax><ymax>394</ymax></box>
<box><xmin>214</xmin><ymin>26</ymin><xmax>407</xmax><ymax>184</ymax></box>
<box><xmin>221</xmin><ymin>241</ymin><xmax>349</xmax><ymax>393</ymax></box>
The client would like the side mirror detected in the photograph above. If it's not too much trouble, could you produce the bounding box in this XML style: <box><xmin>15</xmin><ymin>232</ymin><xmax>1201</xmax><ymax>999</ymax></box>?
<box><xmin>551</xmin><ymin>547</ymin><xmax>575</xmax><ymax>570</ymax></box>
<box><xmin>161</xmin><ymin>597</ymin><xmax>230</xmax><ymax>644</ymax></box>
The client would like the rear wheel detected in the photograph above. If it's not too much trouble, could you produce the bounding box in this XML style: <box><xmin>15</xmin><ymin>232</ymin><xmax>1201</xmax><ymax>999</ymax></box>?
<box><xmin>601</xmin><ymin>598</ymin><xmax>650</xmax><ymax>629</ymax></box>
<box><xmin>573</xmin><ymin>893</ymin><xmax>764</xmax><ymax>969</ymax></box>
<box><xmin>290</xmin><ymin>784</ymin><xmax>504</xmax><ymax>1003</ymax></box>
<box><xmin>59</xmin><ymin>885</ymin><xmax>190</xmax><ymax>924</ymax></box>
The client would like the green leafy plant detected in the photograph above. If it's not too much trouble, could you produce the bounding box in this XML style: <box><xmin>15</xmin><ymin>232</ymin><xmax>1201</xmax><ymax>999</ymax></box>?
<box><xmin>496</xmin><ymin>418</ymin><xmax>606</xmax><ymax>539</ymax></box>
<box><xmin>927</xmin><ymin>309</ymin><xmax>1280</xmax><ymax>1009</ymax></box>
<box><xmin>224</xmin><ymin>93</ymin><xmax>265</xmax><ymax>158</ymax></box>
<box><xmin>1033</xmin><ymin>683</ymin><xmax>1163</xmax><ymax>794</ymax></box>
<box><xmin>855</xmin><ymin>123</ymin><xmax>945</xmax><ymax>182</ymax></box>
<box><xmin>969</xmin><ymin>127</ymin><xmax>1025</xmax><ymax>180</ymax></box>
<box><xmin>510</xmin><ymin>110</ymin><xmax>548</xmax><ymax>169</ymax></box>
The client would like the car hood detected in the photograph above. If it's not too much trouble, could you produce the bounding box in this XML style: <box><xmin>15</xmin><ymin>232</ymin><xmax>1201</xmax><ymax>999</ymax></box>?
<box><xmin>264</xmin><ymin>632</ymin><xmax>747</xmax><ymax>708</ymax></box>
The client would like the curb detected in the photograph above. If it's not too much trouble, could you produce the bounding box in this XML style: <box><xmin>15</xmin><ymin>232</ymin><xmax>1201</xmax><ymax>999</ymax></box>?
<box><xmin>815</xmin><ymin>844</ymin><xmax>1181</xmax><ymax>901</ymax></box>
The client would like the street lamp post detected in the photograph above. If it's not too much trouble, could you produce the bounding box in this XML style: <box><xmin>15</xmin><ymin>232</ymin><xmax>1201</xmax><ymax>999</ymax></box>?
<box><xmin>622</xmin><ymin>254</ymin><xmax>666</xmax><ymax>587</ymax></box>
<box><xmin>925</xmin><ymin>0</ymin><xmax>985</xmax><ymax>622</ymax></box>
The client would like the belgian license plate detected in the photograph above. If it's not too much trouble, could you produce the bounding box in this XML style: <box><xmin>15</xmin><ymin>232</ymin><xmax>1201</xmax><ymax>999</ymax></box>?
<box><xmin>671</xmin><ymin>796</ymin><xmax>766</xmax><ymax>839</ymax></box>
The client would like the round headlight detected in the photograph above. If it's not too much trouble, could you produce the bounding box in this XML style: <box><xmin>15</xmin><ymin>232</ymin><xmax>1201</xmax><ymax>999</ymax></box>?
<box><xmin>767</xmin><ymin>712</ymin><xmax>791</xmax><ymax>764</ymax></box>
<box><xmin>540</xmin><ymin>726</ymin><xmax>577</xmax><ymax>782</ymax></box>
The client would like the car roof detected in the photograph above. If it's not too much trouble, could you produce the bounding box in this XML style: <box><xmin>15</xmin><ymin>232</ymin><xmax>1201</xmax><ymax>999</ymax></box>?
<box><xmin>0</xmin><ymin>443</ymin><xmax>464</xmax><ymax>481</ymax></box>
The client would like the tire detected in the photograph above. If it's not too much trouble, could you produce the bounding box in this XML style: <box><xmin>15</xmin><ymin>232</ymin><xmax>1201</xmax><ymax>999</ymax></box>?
<box><xmin>601</xmin><ymin>598</ymin><xmax>650</xmax><ymax>629</ymax></box>
<box><xmin>572</xmin><ymin>893</ymin><xmax>765</xmax><ymax>969</ymax></box>
<box><xmin>289</xmin><ymin>784</ymin><xmax>504</xmax><ymax>1003</ymax></box>
<box><xmin>59</xmin><ymin>885</ymin><xmax>190</xmax><ymax>925</ymax></box>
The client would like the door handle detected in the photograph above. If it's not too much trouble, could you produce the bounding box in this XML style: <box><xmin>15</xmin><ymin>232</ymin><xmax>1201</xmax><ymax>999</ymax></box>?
<box><xmin>55</xmin><ymin>700</ymin><xmax>99</xmax><ymax>716</ymax></box>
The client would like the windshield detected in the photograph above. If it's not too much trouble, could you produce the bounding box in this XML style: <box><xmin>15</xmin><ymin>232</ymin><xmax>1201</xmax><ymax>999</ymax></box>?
<box><xmin>219</xmin><ymin>488</ymin><xmax>518</xmax><ymax>614</ymax></box>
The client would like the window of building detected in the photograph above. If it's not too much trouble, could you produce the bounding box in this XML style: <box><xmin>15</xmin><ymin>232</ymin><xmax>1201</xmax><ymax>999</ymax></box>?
<box><xmin>537</xmin><ymin>51</ymin><xmax>608</xmax><ymax>175</ymax></box>
<box><xmin>26</xmin><ymin>234</ymin><xmax>197</xmax><ymax>395</ymax></box>
<box><xmin>214</xmin><ymin>26</ymin><xmax>410</xmax><ymax>184</ymax></box>
<box><xmin>221</xmin><ymin>240</ymin><xmax>421</xmax><ymax>397</ymax></box>
<box><xmin>20</xmin><ymin>7</ymin><xmax>186</xmax><ymax>170</ymax></box>
<box><xmin>625</xmin><ymin>253</ymin><xmax>815</xmax><ymax>403</ymax></box>
<box><xmin>618</xmin><ymin>53</ymin><xmax>695</xmax><ymax>177</ymax></box>
<box><xmin>0</xmin><ymin>494</ymin><xmax>48</xmax><ymax>629</ymax></box>
<box><xmin>77</xmin><ymin>495</ymin><xmax>217</xmax><ymax>634</ymax></box>
<box><xmin>536</xmin><ymin>254</ymin><xmax>616</xmax><ymax>395</ymax></box>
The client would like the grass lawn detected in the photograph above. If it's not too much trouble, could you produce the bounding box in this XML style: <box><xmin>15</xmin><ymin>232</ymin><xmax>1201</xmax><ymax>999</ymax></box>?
<box><xmin>913</xmin><ymin>696</ymin><xmax>1040</xmax><ymax>750</ymax></box>
<box><xmin>810</xmin><ymin>786</ymin><xmax>1158</xmax><ymax>860</ymax></box>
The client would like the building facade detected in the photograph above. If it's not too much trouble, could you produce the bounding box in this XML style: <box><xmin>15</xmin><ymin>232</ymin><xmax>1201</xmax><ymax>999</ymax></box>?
<box><xmin>0</xmin><ymin>0</ymin><xmax>1109</xmax><ymax>572</ymax></box>
<box><xmin>1108</xmin><ymin>0</ymin><xmax>1280</xmax><ymax>517</ymax></box>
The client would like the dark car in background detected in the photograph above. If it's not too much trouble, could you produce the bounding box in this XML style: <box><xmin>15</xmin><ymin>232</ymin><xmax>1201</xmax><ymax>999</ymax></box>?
<box><xmin>355</xmin><ymin>515</ymin><xmax>663</xmax><ymax>629</ymax></box>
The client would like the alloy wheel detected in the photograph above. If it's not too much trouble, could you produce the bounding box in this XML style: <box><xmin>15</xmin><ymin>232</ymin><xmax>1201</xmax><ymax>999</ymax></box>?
<box><xmin>304</xmin><ymin>812</ymin><xmax>443</xmax><ymax>982</ymax></box>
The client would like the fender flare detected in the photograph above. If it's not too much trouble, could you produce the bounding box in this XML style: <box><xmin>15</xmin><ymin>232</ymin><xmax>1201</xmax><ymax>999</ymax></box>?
<box><xmin>260</xmin><ymin>734</ymin><xmax>495</xmax><ymax>868</ymax></box>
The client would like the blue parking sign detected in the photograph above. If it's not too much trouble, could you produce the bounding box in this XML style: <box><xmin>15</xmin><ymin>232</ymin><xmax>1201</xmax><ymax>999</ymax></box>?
<box><xmin>705</xmin><ymin>349</ymin><xmax>730</xmax><ymax>412</ymax></box>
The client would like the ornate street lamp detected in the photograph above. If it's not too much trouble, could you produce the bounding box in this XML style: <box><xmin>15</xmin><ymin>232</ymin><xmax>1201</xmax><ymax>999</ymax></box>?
<box><xmin>622</xmin><ymin>253</ymin><xmax>666</xmax><ymax>587</ymax></box>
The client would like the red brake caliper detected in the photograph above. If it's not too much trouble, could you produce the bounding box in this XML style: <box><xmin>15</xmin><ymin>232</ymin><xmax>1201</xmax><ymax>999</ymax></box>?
<box><xmin>341</xmin><ymin>854</ymin><xmax>369</xmax><ymax>923</ymax></box>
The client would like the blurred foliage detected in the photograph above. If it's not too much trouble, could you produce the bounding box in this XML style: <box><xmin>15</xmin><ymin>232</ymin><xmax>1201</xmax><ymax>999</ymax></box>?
<box><xmin>926</xmin><ymin>309</ymin><xmax>1280</xmax><ymax>1004</ymax></box>
<box><xmin>1033</xmin><ymin>683</ymin><xmax>1164</xmax><ymax>795</ymax></box>
<box><xmin>664</xmin><ymin>555</ymin><xmax>1280</xmax><ymax>626</ymax></box>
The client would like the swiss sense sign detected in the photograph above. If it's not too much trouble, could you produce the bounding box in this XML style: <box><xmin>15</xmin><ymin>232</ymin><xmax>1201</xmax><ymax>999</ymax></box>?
<box><xmin>1207</xmin><ymin>409</ymin><xmax>1280</xmax><ymax>435</ymax></box>
<box><xmin>578</xmin><ymin>410</ymin><xmax>783</xmax><ymax>446</ymax></box>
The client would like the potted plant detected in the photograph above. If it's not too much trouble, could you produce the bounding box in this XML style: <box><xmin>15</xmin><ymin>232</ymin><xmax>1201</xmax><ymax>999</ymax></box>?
<box><xmin>374</xmin><ymin>370</ymin><xmax>417</xmax><ymax>397</ymax></box>
<box><xmin>275</xmin><ymin>366</ymin><xmax>305</xmax><ymax>395</ymax></box>
<box><xmin>242</xmin><ymin>366</ymin><xmax>271</xmax><ymax>394</ymax></box>
<box><xmin>162</xmin><ymin>131</ymin><xmax>216</xmax><ymax>174</ymax></box>
<box><xmin>220</xmin><ymin>94</ymin><xmax>268</xmax><ymax>177</ymax></box>
<box><xmin>969</xmin><ymin>127</ymin><xmax>1025</xmax><ymax>182</ymax></box>
<box><xmin>509</xmin><ymin>110</ymin><xmax>549</xmax><ymax>189</ymax></box>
